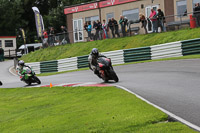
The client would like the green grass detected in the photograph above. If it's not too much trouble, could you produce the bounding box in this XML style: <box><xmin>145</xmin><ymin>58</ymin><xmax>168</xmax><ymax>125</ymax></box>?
<box><xmin>21</xmin><ymin>28</ymin><xmax>200</xmax><ymax>62</ymax></box>
<box><xmin>0</xmin><ymin>86</ymin><xmax>196</xmax><ymax>132</ymax></box>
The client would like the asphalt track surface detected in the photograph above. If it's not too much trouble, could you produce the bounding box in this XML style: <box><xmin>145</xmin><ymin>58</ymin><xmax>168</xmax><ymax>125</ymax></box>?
<box><xmin>1</xmin><ymin>59</ymin><xmax>200</xmax><ymax>128</ymax></box>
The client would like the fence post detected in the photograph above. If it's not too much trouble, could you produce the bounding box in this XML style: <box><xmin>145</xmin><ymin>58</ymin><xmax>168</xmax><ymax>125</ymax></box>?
<box><xmin>14</xmin><ymin>58</ymin><xmax>18</xmax><ymax>69</ymax></box>
<box><xmin>180</xmin><ymin>14</ymin><xmax>183</xmax><ymax>29</ymax></box>
<box><xmin>15</xmin><ymin>49</ymin><xmax>17</xmax><ymax>57</ymax></box>
<box><xmin>9</xmin><ymin>49</ymin><xmax>11</xmax><ymax>58</ymax></box>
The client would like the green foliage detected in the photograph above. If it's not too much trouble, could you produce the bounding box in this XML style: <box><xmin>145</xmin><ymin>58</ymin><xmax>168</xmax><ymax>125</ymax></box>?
<box><xmin>0</xmin><ymin>87</ymin><xmax>196</xmax><ymax>132</ymax></box>
<box><xmin>0</xmin><ymin>0</ymin><xmax>93</xmax><ymax>44</ymax></box>
<box><xmin>21</xmin><ymin>28</ymin><xmax>200</xmax><ymax>62</ymax></box>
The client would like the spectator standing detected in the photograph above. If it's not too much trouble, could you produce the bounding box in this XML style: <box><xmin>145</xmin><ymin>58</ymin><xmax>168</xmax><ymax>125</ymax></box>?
<box><xmin>124</xmin><ymin>17</ymin><xmax>128</xmax><ymax>31</ymax></box>
<box><xmin>112</xmin><ymin>18</ymin><xmax>120</xmax><ymax>37</ymax></box>
<box><xmin>84</xmin><ymin>22</ymin><xmax>88</xmax><ymax>32</ymax></box>
<box><xmin>147</xmin><ymin>18</ymin><xmax>152</xmax><ymax>31</ymax></box>
<box><xmin>119</xmin><ymin>15</ymin><xmax>126</xmax><ymax>37</ymax></box>
<box><xmin>87</xmin><ymin>21</ymin><xmax>92</xmax><ymax>41</ymax></box>
<box><xmin>49</xmin><ymin>27</ymin><xmax>55</xmax><ymax>46</ymax></box>
<box><xmin>193</xmin><ymin>3</ymin><xmax>200</xmax><ymax>27</ymax></box>
<box><xmin>139</xmin><ymin>13</ymin><xmax>148</xmax><ymax>34</ymax></box>
<box><xmin>97</xmin><ymin>20</ymin><xmax>103</xmax><ymax>40</ymax></box>
<box><xmin>93</xmin><ymin>21</ymin><xmax>98</xmax><ymax>40</ymax></box>
<box><xmin>157</xmin><ymin>9</ymin><xmax>165</xmax><ymax>32</ymax></box>
<box><xmin>149</xmin><ymin>9</ymin><xmax>158</xmax><ymax>33</ymax></box>
<box><xmin>108</xmin><ymin>18</ymin><xmax>115</xmax><ymax>38</ymax></box>
<box><xmin>102</xmin><ymin>19</ymin><xmax>108</xmax><ymax>39</ymax></box>
<box><xmin>61</xmin><ymin>25</ymin><xmax>70</xmax><ymax>44</ymax></box>
<box><xmin>42</xmin><ymin>29</ymin><xmax>48</xmax><ymax>47</ymax></box>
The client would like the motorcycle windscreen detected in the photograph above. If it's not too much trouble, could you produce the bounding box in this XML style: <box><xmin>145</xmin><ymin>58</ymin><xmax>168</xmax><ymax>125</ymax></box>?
<box><xmin>97</xmin><ymin>57</ymin><xmax>110</xmax><ymax>67</ymax></box>
<box><xmin>24</xmin><ymin>67</ymin><xmax>32</xmax><ymax>74</ymax></box>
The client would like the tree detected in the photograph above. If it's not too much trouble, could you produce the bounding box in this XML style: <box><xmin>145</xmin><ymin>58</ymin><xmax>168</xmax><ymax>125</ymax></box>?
<box><xmin>0</xmin><ymin>0</ymin><xmax>94</xmax><ymax>45</ymax></box>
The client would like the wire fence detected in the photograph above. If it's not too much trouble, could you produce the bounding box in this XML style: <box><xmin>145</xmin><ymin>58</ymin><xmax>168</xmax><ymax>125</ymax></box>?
<box><xmin>44</xmin><ymin>11</ymin><xmax>199</xmax><ymax>46</ymax></box>
<box><xmin>4</xmin><ymin>49</ymin><xmax>17</xmax><ymax>59</ymax></box>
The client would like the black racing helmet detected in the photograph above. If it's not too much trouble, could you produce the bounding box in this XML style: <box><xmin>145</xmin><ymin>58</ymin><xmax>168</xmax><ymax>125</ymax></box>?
<box><xmin>91</xmin><ymin>48</ymin><xmax>99</xmax><ymax>58</ymax></box>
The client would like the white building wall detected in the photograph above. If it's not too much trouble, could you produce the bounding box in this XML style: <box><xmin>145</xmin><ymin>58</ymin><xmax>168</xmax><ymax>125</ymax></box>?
<box><xmin>0</xmin><ymin>37</ymin><xmax>17</xmax><ymax>56</ymax></box>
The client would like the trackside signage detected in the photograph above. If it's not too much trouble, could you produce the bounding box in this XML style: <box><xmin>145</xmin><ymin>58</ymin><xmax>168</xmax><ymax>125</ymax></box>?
<box><xmin>64</xmin><ymin>0</ymin><xmax>138</xmax><ymax>14</ymax></box>
<box><xmin>99</xmin><ymin>0</ymin><xmax>137</xmax><ymax>8</ymax></box>
<box><xmin>64</xmin><ymin>2</ymin><xmax>98</xmax><ymax>14</ymax></box>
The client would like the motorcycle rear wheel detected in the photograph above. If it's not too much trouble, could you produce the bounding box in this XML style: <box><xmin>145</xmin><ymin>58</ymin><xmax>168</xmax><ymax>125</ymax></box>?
<box><xmin>27</xmin><ymin>81</ymin><xmax>31</xmax><ymax>86</ymax></box>
<box><xmin>0</xmin><ymin>81</ymin><xmax>2</xmax><ymax>86</ymax></box>
<box><xmin>34</xmin><ymin>76</ymin><xmax>41</xmax><ymax>84</ymax></box>
<box><xmin>104</xmin><ymin>79</ymin><xmax>109</xmax><ymax>83</ymax></box>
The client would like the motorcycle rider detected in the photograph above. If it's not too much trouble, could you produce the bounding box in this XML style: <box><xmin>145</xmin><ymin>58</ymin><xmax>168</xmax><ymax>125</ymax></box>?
<box><xmin>88</xmin><ymin>48</ymin><xmax>106</xmax><ymax>78</ymax></box>
<box><xmin>17</xmin><ymin>60</ymin><xmax>32</xmax><ymax>81</ymax></box>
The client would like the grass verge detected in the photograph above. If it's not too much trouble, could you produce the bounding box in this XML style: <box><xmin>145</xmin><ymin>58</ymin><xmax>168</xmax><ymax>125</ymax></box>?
<box><xmin>21</xmin><ymin>28</ymin><xmax>200</xmax><ymax>62</ymax></box>
<box><xmin>0</xmin><ymin>86</ymin><xmax>196</xmax><ymax>132</ymax></box>
<box><xmin>37</xmin><ymin>54</ymin><xmax>200</xmax><ymax>77</ymax></box>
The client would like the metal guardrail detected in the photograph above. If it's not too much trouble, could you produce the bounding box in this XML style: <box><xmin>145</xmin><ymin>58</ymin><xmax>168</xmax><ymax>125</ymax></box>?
<box><xmin>40</xmin><ymin>60</ymin><xmax>58</xmax><ymax>73</ymax></box>
<box><xmin>77</xmin><ymin>55</ymin><xmax>89</xmax><ymax>69</ymax></box>
<box><xmin>58</xmin><ymin>57</ymin><xmax>78</xmax><ymax>72</ymax></box>
<box><xmin>181</xmin><ymin>38</ymin><xmax>200</xmax><ymax>56</ymax></box>
<box><xmin>123</xmin><ymin>47</ymin><xmax>151</xmax><ymax>63</ymax></box>
<box><xmin>24</xmin><ymin>37</ymin><xmax>200</xmax><ymax>74</ymax></box>
<box><xmin>102</xmin><ymin>50</ymin><xmax>124</xmax><ymax>65</ymax></box>
<box><xmin>151</xmin><ymin>41</ymin><xmax>183</xmax><ymax>59</ymax></box>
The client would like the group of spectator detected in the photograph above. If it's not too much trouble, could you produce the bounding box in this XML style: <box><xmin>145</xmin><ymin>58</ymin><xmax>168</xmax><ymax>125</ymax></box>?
<box><xmin>84</xmin><ymin>9</ymin><xmax>166</xmax><ymax>41</ymax></box>
<box><xmin>84</xmin><ymin>16</ymin><xmax>129</xmax><ymax>41</ymax></box>
<box><xmin>42</xmin><ymin>26</ymin><xmax>70</xmax><ymax>48</ymax></box>
<box><xmin>42</xmin><ymin>4</ymin><xmax>200</xmax><ymax>44</ymax></box>
<box><xmin>139</xmin><ymin>8</ymin><xmax>165</xmax><ymax>34</ymax></box>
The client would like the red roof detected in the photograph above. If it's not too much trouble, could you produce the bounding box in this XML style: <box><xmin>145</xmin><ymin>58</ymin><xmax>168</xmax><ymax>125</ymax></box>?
<box><xmin>64</xmin><ymin>0</ymin><xmax>137</xmax><ymax>15</ymax></box>
<box><xmin>0</xmin><ymin>36</ymin><xmax>16</xmax><ymax>38</ymax></box>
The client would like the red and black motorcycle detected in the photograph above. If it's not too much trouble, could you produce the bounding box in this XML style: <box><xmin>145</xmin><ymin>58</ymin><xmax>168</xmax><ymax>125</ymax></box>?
<box><xmin>97</xmin><ymin>57</ymin><xmax>119</xmax><ymax>82</ymax></box>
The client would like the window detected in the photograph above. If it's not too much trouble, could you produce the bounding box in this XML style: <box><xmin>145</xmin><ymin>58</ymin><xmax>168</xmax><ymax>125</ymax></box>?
<box><xmin>193</xmin><ymin>0</ymin><xmax>200</xmax><ymax>8</ymax></box>
<box><xmin>176</xmin><ymin>0</ymin><xmax>187</xmax><ymax>17</ymax></box>
<box><xmin>122</xmin><ymin>8</ymin><xmax>139</xmax><ymax>21</ymax></box>
<box><xmin>73</xmin><ymin>19</ymin><xmax>83</xmax><ymax>42</ymax></box>
<box><xmin>85</xmin><ymin>16</ymin><xmax>99</xmax><ymax>22</ymax></box>
<box><xmin>0</xmin><ymin>40</ymin><xmax>2</xmax><ymax>47</ymax></box>
<box><xmin>106</xmin><ymin>13</ymin><xmax>114</xmax><ymax>22</ymax></box>
<box><xmin>5</xmin><ymin>40</ymin><xmax>13</xmax><ymax>47</ymax></box>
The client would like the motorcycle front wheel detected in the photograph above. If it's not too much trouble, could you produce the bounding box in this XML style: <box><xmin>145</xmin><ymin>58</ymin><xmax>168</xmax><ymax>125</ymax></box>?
<box><xmin>109</xmin><ymin>69</ymin><xmax>119</xmax><ymax>82</ymax></box>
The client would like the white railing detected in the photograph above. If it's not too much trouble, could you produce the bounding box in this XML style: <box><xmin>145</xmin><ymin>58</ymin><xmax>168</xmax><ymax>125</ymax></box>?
<box><xmin>102</xmin><ymin>50</ymin><xmax>124</xmax><ymax>65</ymax></box>
<box><xmin>58</xmin><ymin>57</ymin><xmax>77</xmax><ymax>72</ymax></box>
<box><xmin>151</xmin><ymin>41</ymin><xmax>183</xmax><ymax>60</ymax></box>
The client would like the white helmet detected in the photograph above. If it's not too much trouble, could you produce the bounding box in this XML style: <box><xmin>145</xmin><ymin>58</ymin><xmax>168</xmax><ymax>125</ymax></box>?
<box><xmin>18</xmin><ymin>60</ymin><xmax>25</xmax><ymax>67</ymax></box>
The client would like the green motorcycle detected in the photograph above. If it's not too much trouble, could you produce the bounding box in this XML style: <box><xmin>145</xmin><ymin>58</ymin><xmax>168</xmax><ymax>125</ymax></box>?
<box><xmin>20</xmin><ymin>67</ymin><xmax>41</xmax><ymax>85</ymax></box>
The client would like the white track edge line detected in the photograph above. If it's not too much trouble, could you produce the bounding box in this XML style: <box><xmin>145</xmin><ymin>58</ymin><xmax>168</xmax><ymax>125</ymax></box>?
<box><xmin>115</xmin><ymin>85</ymin><xmax>200</xmax><ymax>132</ymax></box>
<box><xmin>9</xmin><ymin>66</ymin><xmax>18</xmax><ymax>76</ymax></box>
